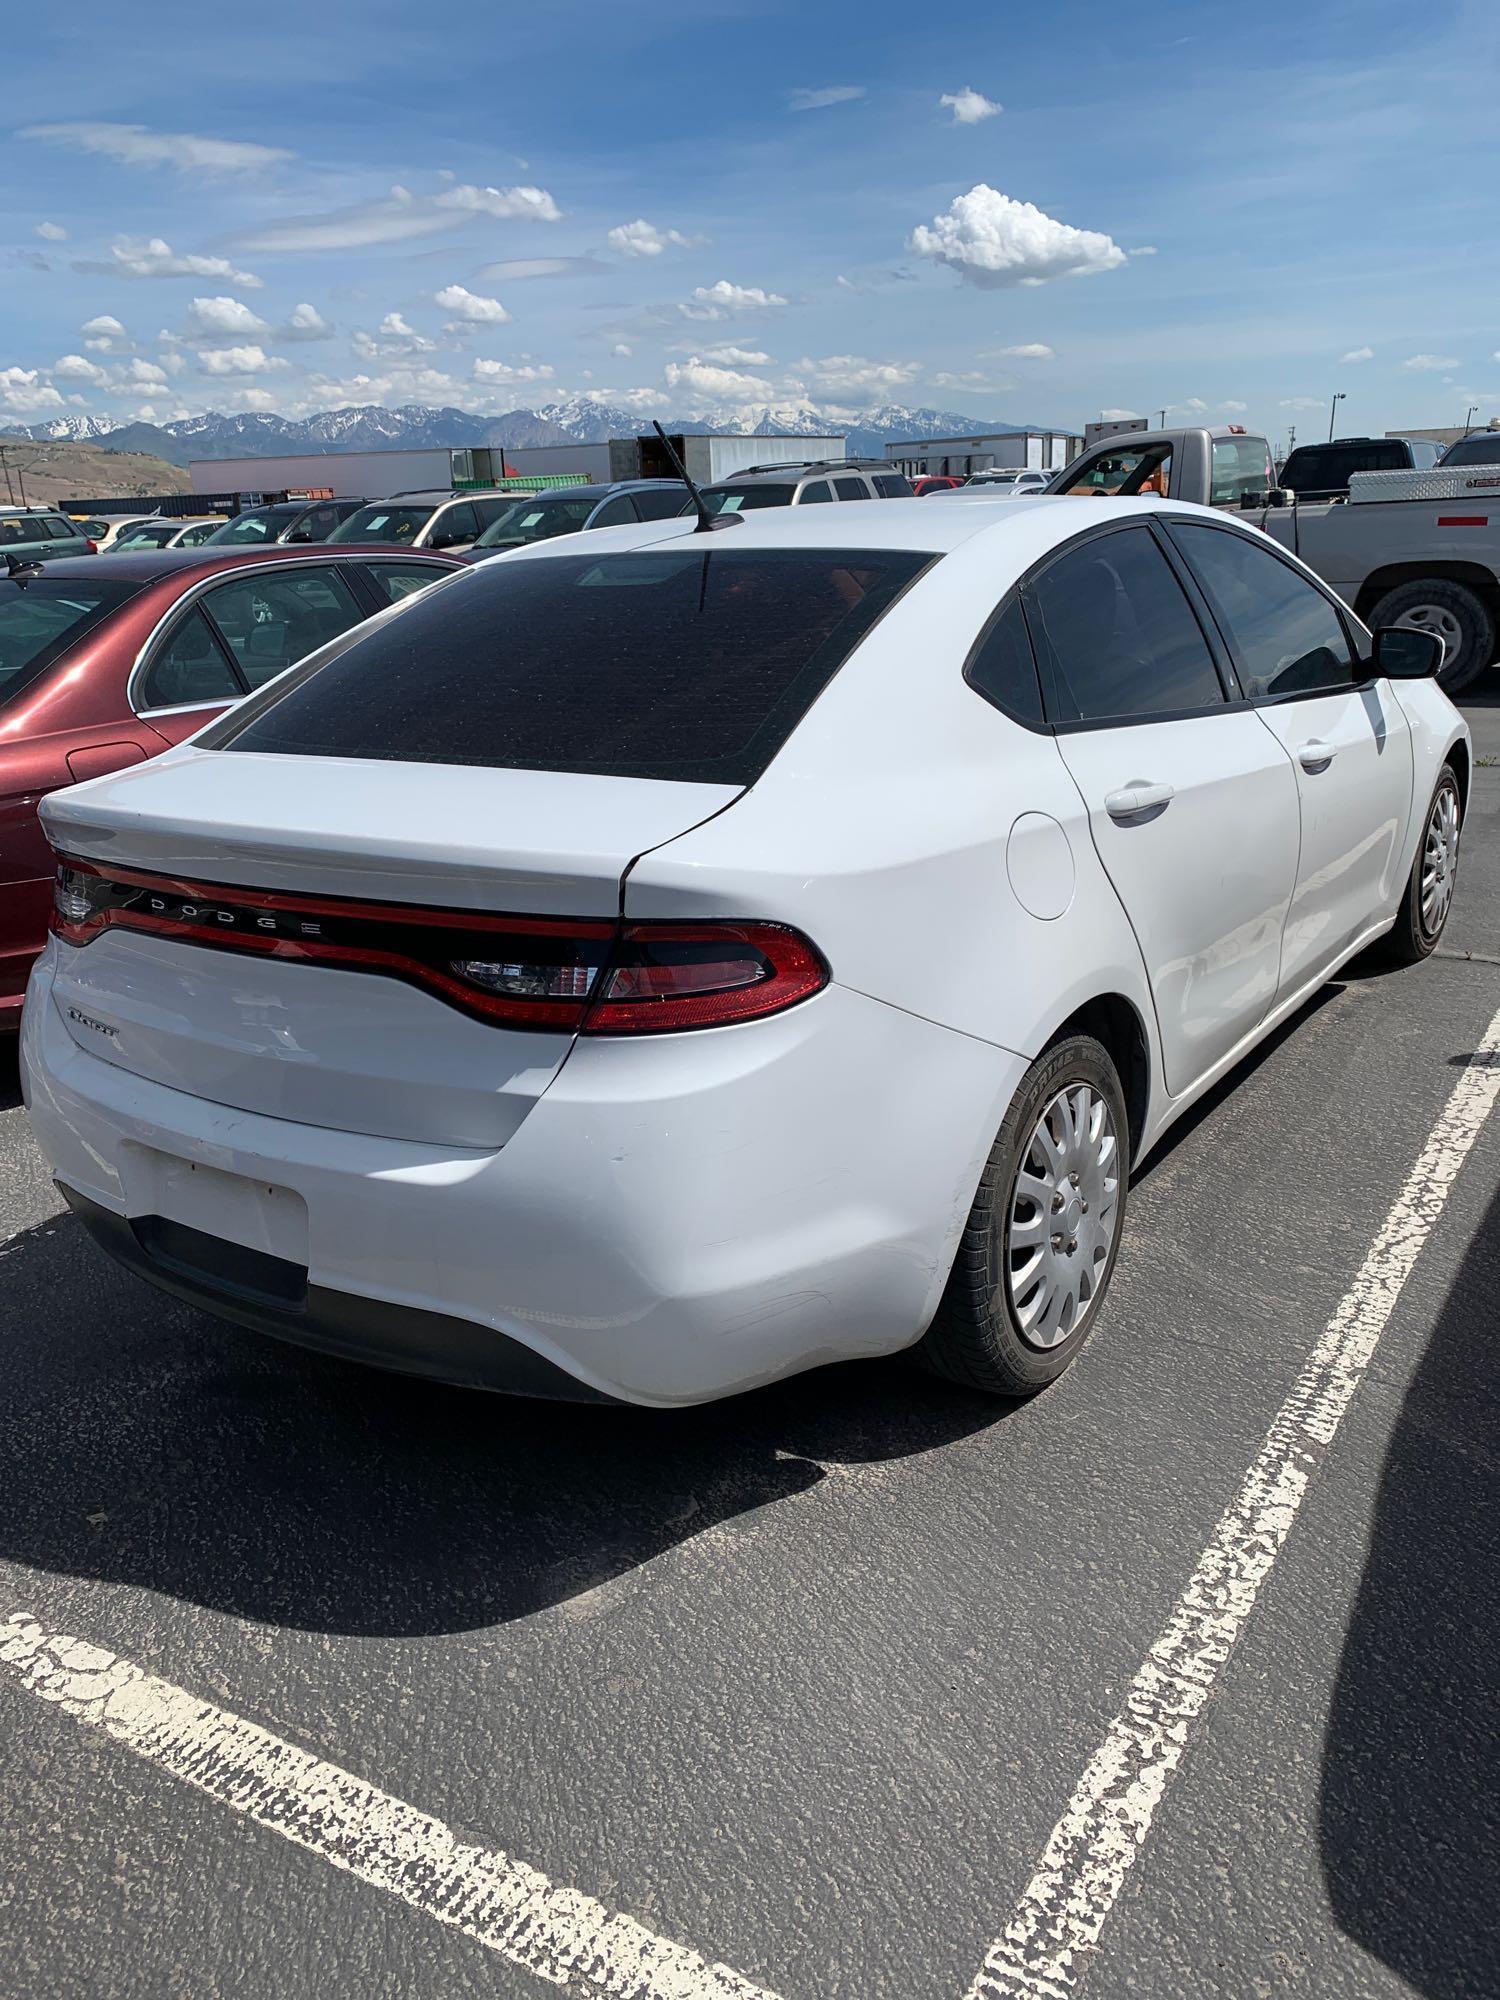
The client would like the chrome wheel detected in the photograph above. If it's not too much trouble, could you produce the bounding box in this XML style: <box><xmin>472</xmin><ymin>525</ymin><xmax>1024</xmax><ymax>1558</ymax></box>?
<box><xmin>1006</xmin><ymin>1083</ymin><xmax>1122</xmax><ymax>1350</ymax></box>
<box><xmin>1394</xmin><ymin>602</ymin><xmax>1464</xmax><ymax>669</ymax></box>
<box><xmin>1420</xmin><ymin>782</ymin><xmax>1460</xmax><ymax>936</ymax></box>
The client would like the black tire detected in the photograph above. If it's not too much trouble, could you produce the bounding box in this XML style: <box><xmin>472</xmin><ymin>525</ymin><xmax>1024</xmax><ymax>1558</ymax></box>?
<box><xmin>1378</xmin><ymin>763</ymin><xmax>1462</xmax><ymax>965</ymax></box>
<box><xmin>1367</xmin><ymin>579</ymin><xmax>1496</xmax><ymax>695</ymax></box>
<box><xmin>918</xmin><ymin>1034</ymin><xmax>1129</xmax><ymax>1397</ymax></box>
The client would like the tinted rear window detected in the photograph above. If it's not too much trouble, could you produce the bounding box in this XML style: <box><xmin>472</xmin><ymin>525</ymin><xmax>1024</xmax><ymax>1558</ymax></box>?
<box><xmin>1279</xmin><ymin>442</ymin><xmax>1406</xmax><ymax>491</ymax></box>
<box><xmin>701</xmin><ymin>484</ymin><xmax>796</xmax><ymax>514</ymax></box>
<box><xmin>216</xmin><ymin>545</ymin><xmax>932</xmax><ymax>784</ymax></box>
<box><xmin>0</xmin><ymin>577</ymin><xmax>141</xmax><ymax>711</ymax></box>
<box><xmin>1439</xmin><ymin>435</ymin><xmax>1500</xmax><ymax>467</ymax></box>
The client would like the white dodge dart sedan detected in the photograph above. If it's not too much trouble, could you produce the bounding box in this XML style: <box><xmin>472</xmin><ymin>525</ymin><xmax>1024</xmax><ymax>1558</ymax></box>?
<box><xmin>20</xmin><ymin>497</ymin><xmax>1469</xmax><ymax>1406</ymax></box>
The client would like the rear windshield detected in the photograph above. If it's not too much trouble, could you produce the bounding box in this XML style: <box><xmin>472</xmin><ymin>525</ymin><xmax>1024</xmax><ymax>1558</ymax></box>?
<box><xmin>215</xmin><ymin>544</ymin><xmax>932</xmax><ymax>784</ymax></box>
<box><xmin>327</xmin><ymin>504</ymin><xmax>434</xmax><ymax>544</ymax></box>
<box><xmin>114</xmin><ymin>521</ymin><xmax>178</xmax><ymax>549</ymax></box>
<box><xmin>1279</xmin><ymin>442</ymin><xmax>1406</xmax><ymax>490</ymax></box>
<box><xmin>205</xmin><ymin>508</ymin><xmax>299</xmax><ymax>545</ymax></box>
<box><xmin>700</xmin><ymin>484</ymin><xmax>796</xmax><ymax>514</ymax></box>
<box><xmin>1438</xmin><ymin>435</ymin><xmax>1500</xmax><ymax>467</ymax></box>
<box><xmin>473</xmin><ymin>495</ymin><xmax>600</xmax><ymax>548</ymax></box>
<box><xmin>0</xmin><ymin>577</ymin><xmax>141</xmax><ymax>710</ymax></box>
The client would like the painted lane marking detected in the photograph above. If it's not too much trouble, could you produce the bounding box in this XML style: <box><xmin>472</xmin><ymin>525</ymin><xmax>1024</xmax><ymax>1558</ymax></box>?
<box><xmin>967</xmin><ymin>1004</ymin><xmax>1500</xmax><ymax>2000</ymax></box>
<box><xmin>0</xmin><ymin>1616</ymin><xmax>782</xmax><ymax>2000</ymax></box>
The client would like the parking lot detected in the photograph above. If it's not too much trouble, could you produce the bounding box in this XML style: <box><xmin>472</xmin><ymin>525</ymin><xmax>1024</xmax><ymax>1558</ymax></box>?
<box><xmin>0</xmin><ymin>694</ymin><xmax>1495</xmax><ymax>2000</ymax></box>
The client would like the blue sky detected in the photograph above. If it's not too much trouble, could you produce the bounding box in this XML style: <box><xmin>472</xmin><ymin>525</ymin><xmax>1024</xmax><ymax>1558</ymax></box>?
<box><xmin>5</xmin><ymin>0</ymin><xmax>1498</xmax><ymax>447</ymax></box>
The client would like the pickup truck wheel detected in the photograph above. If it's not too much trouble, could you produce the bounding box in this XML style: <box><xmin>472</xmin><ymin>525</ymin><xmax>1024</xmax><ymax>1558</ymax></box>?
<box><xmin>1369</xmin><ymin>579</ymin><xmax>1496</xmax><ymax>694</ymax></box>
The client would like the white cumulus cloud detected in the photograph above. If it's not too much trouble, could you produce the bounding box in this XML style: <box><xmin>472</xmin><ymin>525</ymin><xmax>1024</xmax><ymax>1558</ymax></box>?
<box><xmin>1340</xmin><ymin>346</ymin><xmax>1374</xmax><ymax>363</ymax></box>
<box><xmin>665</xmin><ymin>357</ymin><xmax>767</xmax><ymax>404</ymax></box>
<box><xmin>433</xmin><ymin>183</ymin><xmax>562</xmax><ymax>222</ymax></box>
<box><xmin>940</xmin><ymin>87</ymin><xmax>1001</xmax><ymax>124</ymax></box>
<box><xmin>80</xmin><ymin>313</ymin><xmax>129</xmax><ymax>352</ymax></box>
<box><xmin>196</xmin><ymin>345</ymin><xmax>286</xmax><ymax>377</ymax></box>
<box><xmin>0</xmin><ymin>367</ymin><xmax>65</xmax><ymax>412</ymax></box>
<box><xmin>1099</xmin><ymin>408</ymin><xmax>1141</xmax><ymax>421</ymax></box>
<box><xmin>682</xmin><ymin>279</ymin><xmax>789</xmax><ymax>321</ymax></box>
<box><xmin>281</xmin><ymin>302</ymin><xmax>332</xmax><ymax>342</ymax></box>
<box><xmin>53</xmin><ymin>353</ymin><xmax>109</xmax><ymax>383</ymax></box>
<box><xmin>472</xmin><ymin>357</ymin><xmax>556</xmax><ymax>384</ymax></box>
<box><xmin>697</xmin><ymin>344</ymin><xmax>773</xmax><ymax>366</ymax></box>
<box><xmin>800</xmin><ymin>353</ymin><xmax>918</xmax><ymax>396</ymax></box>
<box><xmin>1404</xmin><ymin>353</ymin><xmax>1458</xmax><ymax>370</ymax></box>
<box><xmin>81</xmin><ymin>236</ymin><xmax>263</xmax><ymax>286</ymax></box>
<box><xmin>123</xmin><ymin>357</ymin><xmax>169</xmax><ymax>385</ymax></box>
<box><xmin>607</xmin><ymin>218</ymin><xmax>699</xmax><ymax>257</ymax></box>
<box><xmin>991</xmin><ymin>342</ymin><xmax>1056</xmax><ymax>360</ymax></box>
<box><xmin>1128</xmin><ymin>245</ymin><xmax>1158</xmax><ymax>256</ymax></box>
<box><xmin>35</xmin><ymin>221</ymin><xmax>68</xmax><ymax>242</ymax></box>
<box><xmin>186</xmin><ymin>294</ymin><xmax>269</xmax><ymax>336</ymax></box>
<box><xmin>20</xmin><ymin>121</ymin><xmax>292</xmax><ymax>173</ymax></box>
<box><xmin>435</xmin><ymin>283</ymin><xmax>511</xmax><ymax>324</ymax></box>
<box><xmin>911</xmin><ymin>185</ymin><xmax>1126</xmax><ymax>288</ymax></box>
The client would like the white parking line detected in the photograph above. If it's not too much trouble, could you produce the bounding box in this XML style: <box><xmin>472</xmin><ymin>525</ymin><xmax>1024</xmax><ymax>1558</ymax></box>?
<box><xmin>0</xmin><ymin>1614</ymin><xmax>782</xmax><ymax>2000</ymax></box>
<box><xmin>966</xmin><ymin>1002</ymin><xmax>1500</xmax><ymax>2000</ymax></box>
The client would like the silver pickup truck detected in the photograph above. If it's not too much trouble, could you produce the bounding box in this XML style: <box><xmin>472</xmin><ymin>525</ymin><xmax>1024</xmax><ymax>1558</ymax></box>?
<box><xmin>1047</xmin><ymin>426</ymin><xmax>1499</xmax><ymax>691</ymax></box>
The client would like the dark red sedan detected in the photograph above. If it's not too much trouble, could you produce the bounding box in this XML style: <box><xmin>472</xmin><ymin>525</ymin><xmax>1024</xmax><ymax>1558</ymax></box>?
<box><xmin>0</xmin><ymin>544</ymin><xmax>464</xmax><ymax>1024</ymax></box>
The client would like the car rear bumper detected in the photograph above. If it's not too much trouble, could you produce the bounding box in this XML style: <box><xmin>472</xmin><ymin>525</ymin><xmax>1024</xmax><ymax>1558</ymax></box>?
<box><xmin>21</xmin><ymin>947</ymin><xmax>1024</xmax><ymax>1406</ymax></box>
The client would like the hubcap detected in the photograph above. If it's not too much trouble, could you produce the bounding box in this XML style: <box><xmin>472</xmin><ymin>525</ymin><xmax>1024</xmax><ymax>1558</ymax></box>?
<box><xmin>1006</xmin><ymin>1084</ymin><xmax>1121</xmax><ymax>1350</ymax></box>
<box><xmin>1394</xmin><ymin>602</ymin><xmax>1464</xmax><ymax>669</ymax></box>
<box><xmin>1420</xmin><ymin>783</ymin><xmax>1460</xmax><ymax>935</ymax></box>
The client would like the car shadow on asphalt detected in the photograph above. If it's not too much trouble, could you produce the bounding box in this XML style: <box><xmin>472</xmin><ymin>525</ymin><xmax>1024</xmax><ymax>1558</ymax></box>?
<box><xmin>0</xmin><ymin>1209</ymin><xmax>1007</xmax><ymax>1638</ymax></box>
<box><xmin>1318</xmin><ymin>1179</ymin><xmax>1500</xmax><ymax>1998</ymax></box>
<box><xmin>0</xmin><ymin>1037</ymin><xmax>21</xmax><ymax>1114</ymax></box>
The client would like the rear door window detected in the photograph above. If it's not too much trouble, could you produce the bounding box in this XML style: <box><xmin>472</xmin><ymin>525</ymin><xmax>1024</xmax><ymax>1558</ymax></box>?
<box><xmin>216</xmin><ymin>545</ymin><xmax>933</xmax><ymax>784</ymax></box>
<box><xmin>799</xmin><ymin>481</ymin><xmax>834</xmax><ymax>504</ymax></box>
<box><xmin>1169</xmin><ymin>522</ymin><xmax>1359</xmax><ymax>698</ymax></box>
<box><xmin>201</xmin><ymin>565</ymin><xmax>369</xmax><ymax>690</ymax></box>
<box><xmin>138</xmin><ymin>605</ymin><xmax>243</xmax><ymax>710</ymax></box>
<box><xmin>834</xmin><ymin>477</ymin><xmax>871</xmax><ymax>501</ymax></box>
<box><xmin>1025</xmin><ymin>527</ymin><xmax>1226</xmax><ymax>723</ymax></box>
<box><xmin>874</xmin><ymin>473</ymin><xmax>913</xmax><ymax>497</ymax></box>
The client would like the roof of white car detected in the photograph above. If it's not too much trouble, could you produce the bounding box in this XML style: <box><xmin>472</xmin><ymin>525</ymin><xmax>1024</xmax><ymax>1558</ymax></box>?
<box><xmin>489</xmin><ymin>492</ymin><xmax>1202</xmax><ymax>567</ymax></box>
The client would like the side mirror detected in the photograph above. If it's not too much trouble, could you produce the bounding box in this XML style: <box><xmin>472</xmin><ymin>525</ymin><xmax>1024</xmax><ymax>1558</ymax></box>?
<box><xmin>1373</xmin><ymin>625</ymin><xmax>1444</xmax><ymax>680</ymax></box>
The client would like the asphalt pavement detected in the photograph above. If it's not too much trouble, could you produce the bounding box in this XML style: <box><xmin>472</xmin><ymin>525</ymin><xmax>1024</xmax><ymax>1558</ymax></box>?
<box><xmin>1</xmin><ymin>696</ymin><xmax>1497</xmax><ymax>2000</ymax></box>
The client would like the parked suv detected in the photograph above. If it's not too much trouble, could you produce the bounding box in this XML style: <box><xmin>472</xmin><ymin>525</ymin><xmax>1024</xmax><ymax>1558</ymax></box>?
<box><xmin>0</xmin><ymin>508</ymin><xmax>95</xmax><ymax>561</ymax></box>
<box><xmin>203</xmin><ymin>499</ymin><xmax>368</xmax><ymax>548</ymax></box>
<box><xmin>466</xmin><ymin>479</ymin><xmax>690</xmax><ymax>556</ymax></box>
<box><xmin>328</xmin><ymin>490</ymin><xmax>527</xmax><ymax>554</ymax></box>
<box><xmin>1278</xmin><ymin>436</ymin><xmax>1439</xmax><ymax>501</ymax></box>
<box><xmin>1437</xmin><ymin>428</ymin><xmax>1500</xmax><ymax>468</ymax></box>
<box><xmin>695</xmin><ymin>462</ymin><xmax>913</xmax><ymax>514</ymax></box>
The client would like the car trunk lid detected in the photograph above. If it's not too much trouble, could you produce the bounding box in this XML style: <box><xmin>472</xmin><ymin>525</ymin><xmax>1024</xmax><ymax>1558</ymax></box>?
<box><xmin>40</xmin><ymin>748</ymin><xmax>738</xmax><ymax>1146</ymax></box>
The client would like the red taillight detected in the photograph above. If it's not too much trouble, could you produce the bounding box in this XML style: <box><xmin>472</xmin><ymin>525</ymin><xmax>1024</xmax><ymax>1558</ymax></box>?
<box><xmin>51</xmin><ymin>859</ymin><xmax>827</xmax><ymax>1034</ymax></box>
<box><xmin>582</xmin><ymin>921</ymin><xmax>827</xmax><ymax>1034</ymax></box>
<box><xmin>86</xmin><ymin>539</ymin><xmax>99</xmax><ymax>554</ymax></box>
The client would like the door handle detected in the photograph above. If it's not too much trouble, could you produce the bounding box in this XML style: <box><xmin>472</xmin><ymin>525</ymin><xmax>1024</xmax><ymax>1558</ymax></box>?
<box><xmin>1104</xmin><ymin>781</ymin><xmax>1175</xmax><ymax>823</ymax></box>
<box><xmin>1296</xmin><ymin>738</ymin><xmax>1336</xmax><ymax>773</ymax></box>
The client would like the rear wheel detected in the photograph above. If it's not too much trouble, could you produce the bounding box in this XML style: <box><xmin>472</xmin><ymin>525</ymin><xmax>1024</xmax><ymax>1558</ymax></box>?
<box><xmin>1380</xmin><ymin>764</ymin><xmax>1462</xmax><ymax>965</ymax></box>
<box><xmin>1368</xmin><ymin>579</ymin><xmax>1495</xmax><ymax>695</ymax></box>
<box><xmin>919</xmin><ymin>1034</ymin><xmax>1128</xmax><ymax>1396</ymax></box>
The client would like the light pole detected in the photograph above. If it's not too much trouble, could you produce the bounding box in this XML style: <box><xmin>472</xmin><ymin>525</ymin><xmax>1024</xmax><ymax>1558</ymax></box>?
<box><xmin>1463</xmin><ymin>404</ymin><xmax>1478</xmax><ymax>437</ymax></box>
<box><xmin>1154</xmin><ymin>409</ymin><xmax>1167</xmax><ymax>430</ymax></box>
<box><xmin>1327</xmin><ymin>391</ymin><xmax>1346</xmax><ymax>443</ymax></box>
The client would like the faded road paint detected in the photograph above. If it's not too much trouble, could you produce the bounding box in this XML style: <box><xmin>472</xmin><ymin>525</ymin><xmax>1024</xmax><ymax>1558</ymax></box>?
<box><xmin>966</xmin><ymin>1004</ymin><xmax>1500</xmax><ymax>2000</ymax></box>
<box><xmin>0</xmin><ymin>1615</ymin><xmax>783</xmax><ymax>2000</ymax></box>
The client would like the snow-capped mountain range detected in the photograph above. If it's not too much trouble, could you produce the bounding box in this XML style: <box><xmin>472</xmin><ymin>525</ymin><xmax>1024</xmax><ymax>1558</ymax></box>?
<box><xmin>16</xmin><ymin>399</ymin><xmax>1058</xmax><ymax>465</ymax></box>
